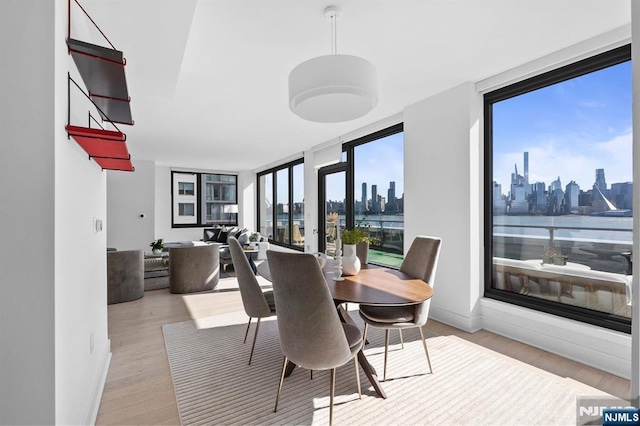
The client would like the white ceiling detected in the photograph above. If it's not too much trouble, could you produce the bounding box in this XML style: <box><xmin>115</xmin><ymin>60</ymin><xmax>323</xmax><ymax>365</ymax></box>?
<box><xmin>73</xmin><ymin>0</ymin><xmax>631</xmax><ymax>172</ymax></box>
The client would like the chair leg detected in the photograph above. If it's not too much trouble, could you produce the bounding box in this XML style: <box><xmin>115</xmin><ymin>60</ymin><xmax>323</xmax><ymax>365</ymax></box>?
<box><xmin>274</xmin><ymin>356</ymin><xmax>288</xmax><ymax>412</ymax></box>
<box><xmin>243</xmin><ymin>318</ymin><xmax>252</xmax><ymax>344</ymax></box>
<box><xmin>248</xmin><ymin>317</ymin><xmax>261</xmax><ymax>365</ymax></box>
<box><xmin>329</xmin><ymin>368</ymin><xmax>336</xmax><ymax>426</ymax></box>
<box><xmin>383</xmin><ymin>329</ymin><xmax>390</xmax><ymax>381</ymax></box>
<box><xmin>362</xmin><ymin>323</ymin><xmax>368</xmax><ymax>345</ymax></box>
<box><xmin>354</xmin><ymin>357</ymin><xmax>361</xmax><ymax>399</ymax></box>
<box><xmin>399</xmin><ymin>329</ymin><xmax>404</xmax><ymax>349</ymax></box>
<box><xmin>418</xmin><ymin>326</ymin><xmax>433</xmax><ymax>373</ymax></box>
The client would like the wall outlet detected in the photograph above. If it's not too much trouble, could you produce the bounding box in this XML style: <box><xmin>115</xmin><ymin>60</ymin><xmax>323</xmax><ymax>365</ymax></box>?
<box><xmin>90</xmin><ymin>333</ymin><xmax>94</xmax><ymax>354</ymax></box>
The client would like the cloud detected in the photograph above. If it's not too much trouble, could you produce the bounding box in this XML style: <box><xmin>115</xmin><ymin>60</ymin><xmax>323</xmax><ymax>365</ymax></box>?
<box><xmin>494</xmin><ymin>131</ymin><xmax>631</xmax><ymax>193</ymax></box>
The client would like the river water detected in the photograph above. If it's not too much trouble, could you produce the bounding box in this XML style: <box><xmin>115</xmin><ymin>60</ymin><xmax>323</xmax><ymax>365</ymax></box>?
<box><xmin>493</xmin><ymin>215</ymin><xmax>632</xmax><ymax>243</ymax></box>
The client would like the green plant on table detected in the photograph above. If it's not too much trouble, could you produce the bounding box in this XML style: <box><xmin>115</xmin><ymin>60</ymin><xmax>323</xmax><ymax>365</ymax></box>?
<box><xmin>150</xmin><ymin>238</ymin><xmax>164</xmax><ymax>252</ymax></box>
<box><xmin>340</xmin><ymin>227</ymin><xmax>371</xmax><ymax>245</ymax></box>
<box><xmin>342</xmin><ymin>213</ymin><xmax>380</xmax><ymax>246</ymax></box>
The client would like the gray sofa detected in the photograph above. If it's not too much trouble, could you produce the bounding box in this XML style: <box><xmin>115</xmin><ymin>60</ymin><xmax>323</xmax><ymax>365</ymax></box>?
<box><xmin>203</xmin><ymin>226</ymin><xmax>256</xmax><ymax>271</ymax></box>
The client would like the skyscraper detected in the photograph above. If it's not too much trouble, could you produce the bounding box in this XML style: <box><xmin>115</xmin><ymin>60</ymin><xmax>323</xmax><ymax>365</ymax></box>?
<box><xmin>371</xmin><ymin>184</ymin><xmax>379</xmax><ymax>213</ymax></box>
<box><xmin>361</xmin><ymin>182</ymin><xmax>367</xmax><ymax>210</ymax></box>
<box><xmin>592</xmin><ymin>168</ymin><xmax>610</xmax><ymax>213</ymax></box>
<box><xmin>387</xmin><ymin>181</ymin><xmax>396</xmax><ymax>213</ymax></box>
<box><xmin>594</xmin><ymin>168</ymin><xmax>607</xmax><ymax>192</ymax></box>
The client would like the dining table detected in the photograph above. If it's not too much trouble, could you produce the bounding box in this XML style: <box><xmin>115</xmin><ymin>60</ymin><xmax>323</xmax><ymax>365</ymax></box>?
<box><xmin>256</xmin><ymin>257</ymin><xmax>433</xmax><ymax>399</ymax></box>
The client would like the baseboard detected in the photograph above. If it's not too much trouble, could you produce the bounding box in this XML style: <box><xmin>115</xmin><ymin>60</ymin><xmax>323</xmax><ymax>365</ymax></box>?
<box><xmin>83</xmin><ymin>339</ymin><xmax>112</xmax><ymax>426</ymax></box>
<box><xmin>430</xmin><ymin>306</ymin><xmax>483</xmax><ymax>333</ymax></box>
<box><xmin>480</xmin><ymin>298</ymin><xmax>630</xmax><ymax>379</ymax></box>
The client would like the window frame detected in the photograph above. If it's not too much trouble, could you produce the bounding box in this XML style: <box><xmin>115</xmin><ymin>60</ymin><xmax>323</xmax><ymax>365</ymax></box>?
<box><xmin>256</xmin><ymin>158</ymin><xmax>305</xmax><ymax>251</ymax></box>
<box><xmin>171</xmin><ymin>170</ymin><xmax>238</xmax><ymax>228</ymax></box>
<box><xmin>483</xmin><ymin>44</ymin><xmax>632</xmax><ymax>333</ymax></box>
<box><xmin>316</xmin><ymin>123</ymin><xmax>404</xmax><ymax>261</ymax></box>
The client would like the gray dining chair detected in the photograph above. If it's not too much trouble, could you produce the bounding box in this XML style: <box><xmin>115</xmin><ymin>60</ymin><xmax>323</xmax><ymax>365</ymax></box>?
<box><xmin>267</xmin><ymin>250</ymin><xmax>362</xmax><ymax>426</ymax></box>
<box><xmin>228</xmin><ymin>236</ymin><xmax>276</xmax><ymax>365</ymax></box>
<box><xmin>359</xmin><ymin>235</ymin><xmax>442</xmax><ymax>380</ymax></box>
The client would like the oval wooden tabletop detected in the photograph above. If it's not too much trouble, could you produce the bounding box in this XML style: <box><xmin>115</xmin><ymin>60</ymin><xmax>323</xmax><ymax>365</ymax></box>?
<box><xmin>325</xmin><ymin>263</ymin><xmax>433</xmax><ymax>305</ymax></box>
<box><xmin>257</xmin><ymin>260</ymin><xmax>433</xmax><ymax>306</ymax></box>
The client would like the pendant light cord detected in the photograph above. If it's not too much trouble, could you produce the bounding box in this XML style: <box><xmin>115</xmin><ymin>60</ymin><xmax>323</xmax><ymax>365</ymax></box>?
<box><xmin>330</xmin><ymin>13</ymin><xmax>337</xmax><ymax>55</ymax></box>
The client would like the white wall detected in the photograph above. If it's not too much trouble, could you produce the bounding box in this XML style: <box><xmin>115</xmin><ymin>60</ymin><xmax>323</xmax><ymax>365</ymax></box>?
<box><xmin>107</xmin><ymin>159</ymin><xmax>156</xmax><ymax>250</ymax></box>
<box><xmin>0</xmin><ymin>1</ymin><xmax>110</xmax><ymax>424</ymax></box>
<box><xmin>0</xmin><ymin>2</ymin><xmax>56</xmax><ymax>423</ymax></box>
<box><xmin>404</xmin><ymin>82</ymin><xmax>484</xmax><ymax>332</ymax></box>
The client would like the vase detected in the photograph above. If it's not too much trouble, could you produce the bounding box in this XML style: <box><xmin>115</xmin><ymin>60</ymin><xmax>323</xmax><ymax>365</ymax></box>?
<box><xmin>356</xmin><ymin>241</ymin><xmax>369</xmax><ymax>265</ymax></box>
<box><xmin>342</xmin><ymin>244</ymin><xmax>361</xmax><ymax>276</ymax></box>
<box><xmin>152</xmin><ymin>248</ymin><xmax>162</xmax><ymax>255</ymax></box>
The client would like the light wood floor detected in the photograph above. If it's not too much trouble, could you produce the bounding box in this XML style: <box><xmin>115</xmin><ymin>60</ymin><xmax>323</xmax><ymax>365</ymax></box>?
<box><xmin>96</xmin><ymin>279</ymin><xmax>630</xmax><ymax>425</ymax></box>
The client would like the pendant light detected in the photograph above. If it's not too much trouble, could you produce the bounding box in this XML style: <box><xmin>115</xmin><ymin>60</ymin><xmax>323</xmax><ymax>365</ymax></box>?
<box><xmin>288</xmin><ymin>6</ymin><xmax>378</xmax><ymax>123</ymax></box>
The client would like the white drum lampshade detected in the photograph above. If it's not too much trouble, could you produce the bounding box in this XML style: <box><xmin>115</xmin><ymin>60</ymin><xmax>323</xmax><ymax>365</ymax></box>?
<box><xmin>288</xmin><ymin>54</ymin><xmax>378</xmax><ymax>123</ymax></box>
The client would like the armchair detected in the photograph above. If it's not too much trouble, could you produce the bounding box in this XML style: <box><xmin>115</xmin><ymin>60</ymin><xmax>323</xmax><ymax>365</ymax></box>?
<box><xmin>169</xmin><ymin>244</ymin><xmax>220</xmax><ymax>293</ymax></box>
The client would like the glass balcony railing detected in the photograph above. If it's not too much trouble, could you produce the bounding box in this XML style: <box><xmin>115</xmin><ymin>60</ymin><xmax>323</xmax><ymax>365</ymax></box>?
<box><xmin>492</xmin><ymin>222</ymin><xmax>632</xmax><ymax>318</ymax></box>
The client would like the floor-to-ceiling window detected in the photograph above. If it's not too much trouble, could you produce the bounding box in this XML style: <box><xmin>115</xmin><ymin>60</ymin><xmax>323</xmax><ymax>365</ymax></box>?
<box><xmin>484</xmin><ymin>45</ymin><xmax>632</xmax><ymax>332</ymax></box>
<box><xmin>257</xmin><ymin>159</ymin><xmax>304</xmax><ymax>250</ymax></box>
<box><xmin>318</xmin><ymin>123</ymin><xmax>404</xmax><ymax>268</ymax></box>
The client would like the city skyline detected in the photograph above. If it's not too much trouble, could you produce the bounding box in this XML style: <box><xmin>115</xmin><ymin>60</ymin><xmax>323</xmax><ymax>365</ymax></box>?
<box><xmin>493</xmin><ymin>60</ymin><xmax>631</xmax><ymax>192</ymax></box>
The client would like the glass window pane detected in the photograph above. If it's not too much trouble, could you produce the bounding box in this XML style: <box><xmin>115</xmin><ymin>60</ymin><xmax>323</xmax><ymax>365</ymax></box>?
<box><xmin>260</xmin><ymin>174</ymin><xmax>273</xmax><ymax>240</ymax></box>
<box><xmin>172</xmin><ymin>172</ymin><xmax>237</xmax><ymax>227</ymax></box>
<box><xmin>292</xmin><ymin>163</ymin><xmax>305</xmax><ymax>247</ymax></box>
<box><xmin>491</xmin><ymin>60</ymin><xmax>632</xmax><ymax>319</ymax></box>
<box><xmin>324</xmin><ymin>171</ymin><xmax>346</xmax><ymax>256</ymax></box>
<box><xmin>353</xmin><ymin>131</ymin><xmax>404</xmax><ymax>268</ymax></box>
<box><xmin>276</xmin><ymin>169</ymin><xmax>289</xmax><ymax>244</ymax></box>
<box><xmin>178</xmin><ymin>203</ymin><xmax>195</xmax><ymax>216</ymax></box>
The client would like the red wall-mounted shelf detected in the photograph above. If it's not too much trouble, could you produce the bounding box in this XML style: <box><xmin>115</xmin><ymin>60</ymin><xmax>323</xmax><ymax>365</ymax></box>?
<box><xmin>65</xmin><ymin>124</ymin><xmax>134</xmax><ymax>172</ymax></box>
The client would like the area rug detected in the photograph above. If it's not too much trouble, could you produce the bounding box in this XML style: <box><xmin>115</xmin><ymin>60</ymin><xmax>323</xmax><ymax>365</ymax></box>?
<box><xmin>162</xmin><ymin>312</ymin><xmax>608</xmax><ymax>426</ymax></box>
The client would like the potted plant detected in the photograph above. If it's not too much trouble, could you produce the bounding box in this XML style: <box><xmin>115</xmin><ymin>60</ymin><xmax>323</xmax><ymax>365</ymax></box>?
<box><xmin>249</xmin><ymin>232</ymin><xmax>260</xmax><ymax>248</ymax></box>
<box><xmin>341</xmin><ymin>227</ymin><xmax>370</xmax><ymax>245</ymax></box>
<box><xmin>542</xmin><ymin>246</ymin><xmax>567</xmax><ymax>265</ymax></box>
<box><xmin>339</xmin><ymin>228</ymin><xmax>365</xmax><ymax>275</ymax></box>
<box><xmin>343</xmin><ymin>215</ymin><xmax>380</xmax><ymax>265</ymax></box>
<box><xmin>150</xmin><ymin>238</ymin><xmax>164</xmax><ymax>255</ymax></box>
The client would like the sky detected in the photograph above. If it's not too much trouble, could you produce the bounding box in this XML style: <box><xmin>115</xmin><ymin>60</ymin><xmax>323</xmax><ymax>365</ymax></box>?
<box><xmin>493</xmin><ymin>60</ymin><xmax>632</xmax><ymax>193</ymax></box>
<box><xmin>323</xmin><ymin>131</ymin><xmax>404</xmax><ymax>202</ymax></box>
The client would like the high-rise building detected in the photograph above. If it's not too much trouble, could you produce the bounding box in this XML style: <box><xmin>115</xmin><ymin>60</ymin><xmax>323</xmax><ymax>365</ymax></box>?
<box><xmin>565</xmin><ymin>180</ymin><xmax>580</xmax><ymax>212</ymax></box>
<box><xmin>610</xmin><ymin>182</ymin><xmax>633</xmax><ymax>210</ymax></box>
<box><xmin>592</xmin><ymin>168</ymin><xmax>611</xmax><ymax>213</ymax></box>
<box><xmin>371</xmin><ymin>184</ymin><xmax>379</xmax><ymax>213</ymax></box>
<box><xmin>594</xmin><ymin>168</ymin><xmax>607</xmax><ymax>192</ymax></box>
<box><xmin>361</xmin><ymin>182</ymin><xmax>367</xmax><ymax>211</ymax></box>
<box><xmin>493</xmin><ymin>182</ymin><xmax>506</xmax><ymax>214</ymax></box>
<box><xmin>509</xmin><ymin>152</ymin><xmax>531</xmax><ymax>213</ymax></box>
<box><xmin>548</xmin><ymin>176</ymin><xmax>564</xmax><ymax>214</ymax></box>
<box><xmin>387</xmin><ymin>181</ymin><xmax>396</xmax><ymax>213</ymax></box>
<box><xmin>531</xmin><ymin>182</ymin><xmax>546</xmax><ymax>214</ymax></box>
